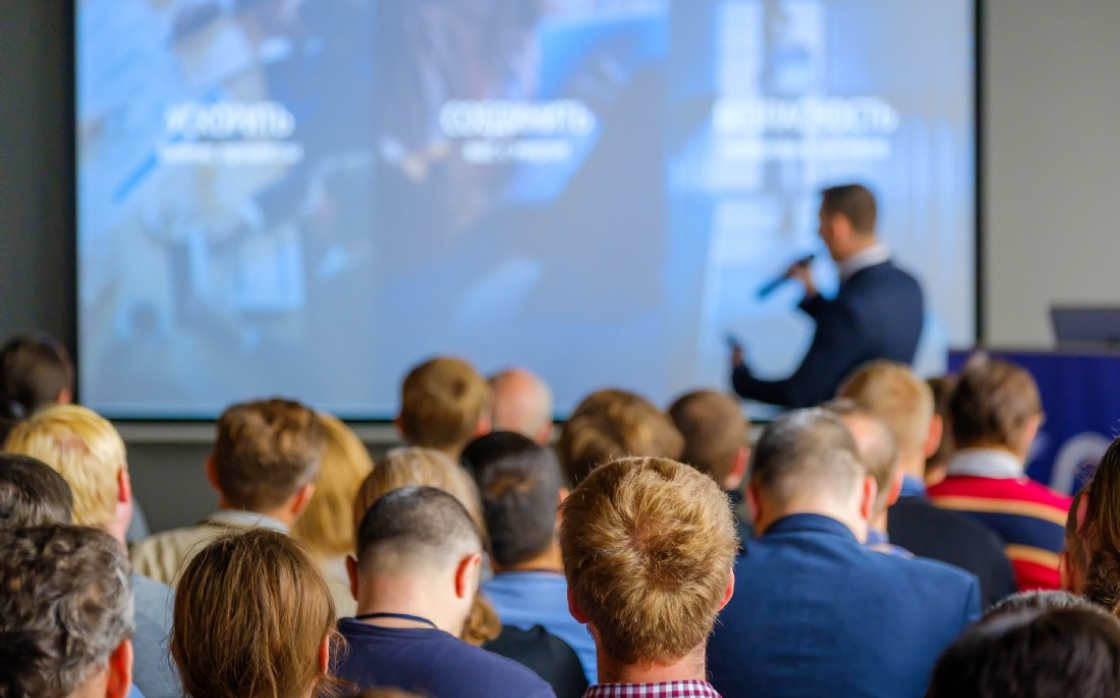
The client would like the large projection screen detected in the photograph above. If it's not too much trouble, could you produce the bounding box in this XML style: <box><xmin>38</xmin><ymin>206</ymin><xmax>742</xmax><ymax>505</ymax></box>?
<box><xmin>77</xmin><ymin>0</ymin><xmax>976</xmax><ymax>419</ymax></box>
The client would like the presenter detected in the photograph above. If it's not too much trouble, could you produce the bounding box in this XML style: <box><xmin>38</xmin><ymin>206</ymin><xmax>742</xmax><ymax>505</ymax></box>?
<box><xmin>731</xmin><ymin>184</ymin><xmax>924</xmax><ymax>408</ymax></box>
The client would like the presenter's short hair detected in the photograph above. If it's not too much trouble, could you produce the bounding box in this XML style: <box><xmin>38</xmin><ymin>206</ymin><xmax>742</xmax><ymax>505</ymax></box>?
<box><xmin>668</xmin><ymin>390</ymin><xmax>748</xmax><ymax>485</ymax></box>
<box><xmin>0</xmin><ymin>334</ymin><xmax>74</xmax><ymax>421</ymax></box>
<box><xmin>751</xmin><ymin>408</ymin><xmax>864</xmax><ymax>507</ymax></box>
<box><xmin>212</xmin><ymin>398</ymin><xmax>325</xmax><ymax>511</ymax></box>
<box><xmin>949</xmin><ymin>360</ymin><xmax>1042</xmax><ymax>450</ymax></box>
<box><xmin>172</xmin><ymin>530</ymin><xmax>339</xmax><ymax>698</ymax></box>
<box><xmin>560</xmin><ymin>457</ymin><xmax>737</xmax><ymax>665</ymax></box>
<box><xmin>4</xmin><ymin>404</ymin><xmax>126</xmax><ymax>529</ymax></box>
<box><xmin>558</xmin><ymin>389</ymin><xmax>684</xmax><ymax>486</ymax></box>
<box><xmin>0</xmin><ymin>453</ymin><xmax>73</xmax><ymax>528</ymax></box>
<box><xmin>821</xmin><ymin>183</ymin><xmax>877</xmax><ymax>234</ymax></box>
<box><xmin>0</xmin><ymin>524</ymin><xmax>134</xmax><ymax>698</ymax></box>
<box><xmin>399</xmin><ymin>357</ymin><xmax>492</xmax><ymax>451</ymax></box>
<box><xmin>838</xmin><ymin>361</ymin><xmax>934</xmax><ymax>457</ymax></box>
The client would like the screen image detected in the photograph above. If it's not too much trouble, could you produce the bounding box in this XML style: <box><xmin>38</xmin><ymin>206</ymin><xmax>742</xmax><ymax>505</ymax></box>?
<box><xmin>77</xmin><ymin>0</ymin><xmax>975</xmax><ymax>419</ymax></box>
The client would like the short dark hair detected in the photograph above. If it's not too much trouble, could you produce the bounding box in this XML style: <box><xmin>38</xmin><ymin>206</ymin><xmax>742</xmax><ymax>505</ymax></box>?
<box><xmin>926</xmin><ymin>375</ymin><xmax>958</xmax><ymax>470</ymax></box>
<box><xmin>984</xmin><ymin>590</ymin><xmax>1100</xmax><ymax>621</ymax></box>
<box><xmin>0</xmin><ymin>453</ymin><xmax>73</xmax><ymax>528</ymax></box>
<box><xmin>668</xmin><ymin>390</ymin><xmax>747</xmax><ymax>486</ymax></box>
<box><xmin>462</xmin><ymin>432</ymin><xmax>564</xmax><ymax>567</ymax></box>
<box><xmin>356</xmin><ymin>486</ymin><xmax>481</xmax><ymax>572</ymax></box>
<box><xmin>750</xmin><ymin>408</ymin><xmax>864</xmax><ymax>507</ymax></box>
<box><xmin>820</xmin><ymin>184</ymin><xmax>877</xmax><ymax>235</ymax></box>
<box><xmin>927</xmin><ymin>608</ymin><xmax>1120</xmax><ymax>698</ymax></box>
<box><xmin>0</xmin><ymin>524</ymin><xmax>134</xmax><ymax>698</ymax></box>
<box><xmin>212</xmin><ymin>398</ymin><xmax>325</xmax><ymax>511</ymax></box>
<box><xmin>950</xmin><ymin>359</ymin><xmax>1041</xmax><ymax>450</ymax></box>
<box><xmin>0</xmin><ymin>335</ymin><xmax>74</xmax><ymax>421</ymax></box>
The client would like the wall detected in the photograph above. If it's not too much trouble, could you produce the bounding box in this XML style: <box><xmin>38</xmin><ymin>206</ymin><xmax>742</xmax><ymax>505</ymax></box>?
<box><xmin>4</xmin><ymin>1</ymin><xmax>1120</xmax><ymax>530</ymax></box>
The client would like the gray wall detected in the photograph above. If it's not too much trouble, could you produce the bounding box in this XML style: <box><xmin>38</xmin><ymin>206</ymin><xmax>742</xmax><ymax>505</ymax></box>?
<box><xmin>4</xmin><ymin>0</ymin><xmax>1120</xmax><ymax>530</ymax></box>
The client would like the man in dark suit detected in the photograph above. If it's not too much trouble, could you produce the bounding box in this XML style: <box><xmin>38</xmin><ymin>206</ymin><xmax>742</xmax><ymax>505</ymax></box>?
<box><xmin>707</xmin><ymin>409</ymin><xmax>980</xmax><ymax>698</ymax></box>
<box><xmin>731</xmin><ymin>184</ymin><xmax>924</xmax><ymax>408</ymax></box>
<box><xmin>839</xmin><ymin>361</ymin><xmax>1018</xmax><ymax>607</ymax></box>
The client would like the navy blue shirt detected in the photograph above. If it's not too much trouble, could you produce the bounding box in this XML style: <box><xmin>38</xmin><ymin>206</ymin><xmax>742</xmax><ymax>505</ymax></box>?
<box><xmin>336</xmin><ymin>618</ymin><xmax>556</xmax><ymax>698</ymax></box>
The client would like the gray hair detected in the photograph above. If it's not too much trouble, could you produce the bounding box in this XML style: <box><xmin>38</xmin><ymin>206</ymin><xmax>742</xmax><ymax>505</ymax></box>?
<box><xmin>750</xmin><ymin>408</ymin><xmax>865</xmax><ymax>506</ymax></box>
<box><xmin>0</xmin><ymin>525</ymin><xmax>134</xmax><ymax>698</ymax></box>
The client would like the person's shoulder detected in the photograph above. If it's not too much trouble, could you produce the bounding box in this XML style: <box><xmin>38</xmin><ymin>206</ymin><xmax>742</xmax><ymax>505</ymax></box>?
<box><xmin>129</xmin><ymin>524</ymin><xmax>222</xmax><ymax>584</ymax></box>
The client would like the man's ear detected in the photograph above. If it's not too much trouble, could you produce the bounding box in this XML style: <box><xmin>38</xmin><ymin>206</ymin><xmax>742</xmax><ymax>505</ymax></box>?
<box><xmin>116</xmin><ymin>467</ymin><xmax>132</xmax><ymax>505</ymax></box>
<box><xmin>567</xmin><ymin>586</ymin><xmax>589</xmax><ymax>625</ymax></box>
<box><xmin>1019</xmin><ymin>413</ymin><xmax>1043</xmax><ymax>460</ymax></box>
<box><xmin>858</xmin><ymin>475</ymin><xmax>878</xmax><ymax>522</ymax></box>
<box><xmin>726</xmin><ymin>446</ymin><xmax>750</xmax><ymax>490</ymax></box>
<box><xmin>474</xmin><ymin>416</ymin><xmax>492</xmax><ymax>438</ymax></box>
<box><xmin>886</xmin><ymin>468</ymin><xmax>904</xmax><ymax>508</ymax></box>
<box><xmin>56</xmin><ymin>387</ymin><xmax>73</xmax><ymax>406</ymax></box>
<box><xmin>454</xmin><ymin>552</ymin><xmax>484</xmax><ymax>599</ymax></box>
<box><xmin>346</xmin><ymin>555</ymin><xmax>360</xmax><ymax>602</ymax></box>
<box><xmin>535</xmin><ymin>422</ymin><xmax>554</xmax><ymax>446</ymax></box>
<box><xmin>394</xmin><ymin>415</ymin><xmax>406</xmax><ymax>441</ymax></box>
<box><xmin>746</xmin><ymin>484</ymin><xmax>762</xmax><ymax>527</ymax></box>
<box><xmin>923</xmin><ymin>415</ymin><xmax>944</xmax><ymax>460</ymax></box>
<box><xmin>289</xmin><ymin>482</ymin><xmax>316</xmax><ymax>519</ymax></box>
<box><xmin>319</xmin><ymin>634</ymin><xmax>331</xmax><ymax>674</ymax></box>
<box><xmin>717</xmin><ymin>569</ymin><xmax>736</xmax><ymax>612</ymax></box>
<box><xmin>204</xmin><ymin>456</ymin><xmax>220</xmax><ymax>493</ymax></box>
<box><xmin>105</xmin><ymin>639</ymin><xmax>133</xmax><ymax>698</ymax></box>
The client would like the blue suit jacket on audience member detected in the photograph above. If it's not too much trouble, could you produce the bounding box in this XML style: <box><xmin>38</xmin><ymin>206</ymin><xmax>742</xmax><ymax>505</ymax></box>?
<box><xmin>707</xmin><ymin>514</ymin><xmax>980</xmax><ymax>698</ymax></box>
<box><xmin>732</xmin><ymin>261</ymin><xmax>924</xmax><ymax>408</ymax></box>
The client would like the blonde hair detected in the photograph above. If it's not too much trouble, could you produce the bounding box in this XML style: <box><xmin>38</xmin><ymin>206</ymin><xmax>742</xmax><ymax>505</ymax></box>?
<box><xmin>557</xmin><ymin>389</ymin><xmax>684</xmax><ymax>486</ymax></box>
<box><xmin>560</xmin><ymin>457</ymin><xmax>737</xmax><ymax>665</ymax></box>
<box><xmin>171</xmin><ymin>530</ymin><xmax>340</xmax><ymax>698</ymax></box>
<box><xmin>838</xmin><ymin>361</ymin><xmax>934</xmax><ymax>457</ymax></box>
<box><xmin>293</xmin><ymin>413</ymin><xmax>373</xmax><ymax>558</ymax></box>
<box><xmin>399</xmin><ymin>358</ymin><xmax>492</xmax><ymax>453</ymax></box>
<box><xmin>352</xmin><ymin>446</ymin><xmax>498</xmax><ymax>645</ymax></box>
<box><xmin>3</xmin><ymin>404</ymin><xmax>125</xmax><ymax>528</ymax></box>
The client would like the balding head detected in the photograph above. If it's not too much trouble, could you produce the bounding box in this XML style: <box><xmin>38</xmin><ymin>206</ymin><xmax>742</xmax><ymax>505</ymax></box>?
<box><xmin>749</xmin><ymin>408</ymin><xmax>874</xmax><ymax>538</ymax></box>
<box><xmin>489</xmin><ymin>368</ymin><xmax>553</xmax><ymax>445</ymax></box>
<box><xmin>824</xmin><ymin>400</ymin><xmax>900</xmax><ymax>517</ymax></box>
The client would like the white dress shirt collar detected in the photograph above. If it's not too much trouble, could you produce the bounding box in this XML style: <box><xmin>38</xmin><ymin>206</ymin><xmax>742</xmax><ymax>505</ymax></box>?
<box><xmin>837</xmin><ymin>242</ymin><xmax>890</xmax><ymax>282</ymax></box>
<box><xmin>947</xmin><ymin>448</ymin><xmax>1025</xmax><ymax>480</ymax></box>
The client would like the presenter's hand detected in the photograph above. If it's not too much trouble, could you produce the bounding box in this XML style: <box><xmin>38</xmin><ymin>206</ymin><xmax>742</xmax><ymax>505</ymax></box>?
<box><xmin>731</xmin><ymin>345</ymin><xmax>745</xmax><ymax>369</ymax></box>
<box><xmin>786</xmin><ymin>262</ymin><xmax>817</xmax><ymax>299</ymax></box>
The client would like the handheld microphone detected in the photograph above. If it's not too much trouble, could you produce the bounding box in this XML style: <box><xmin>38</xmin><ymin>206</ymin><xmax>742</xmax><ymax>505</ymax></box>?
<box><xmin>757</xmin><ymin>253</ymin><xmax>816</xmax><ymax>299</ymax></box>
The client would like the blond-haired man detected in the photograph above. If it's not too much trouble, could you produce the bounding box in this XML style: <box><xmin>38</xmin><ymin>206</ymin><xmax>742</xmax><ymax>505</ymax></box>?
<box><xmin>5</xmin><ymin>405</ymin><xmax>180</xmax><ymax>698</ymax></box>
<box><xmin>561</xmin><ymin>456</ymin><xmax>737</xmax><ymax>696</ymax></box>
<box><xmin>838</xmin><ymin>361</ymin><xmax>1015</xmax><ymax>606</ymax></box>
<box><xmin>397</xmin><ymin>357</ymin><xmax>492</xmax><ymax>459</ymax></box>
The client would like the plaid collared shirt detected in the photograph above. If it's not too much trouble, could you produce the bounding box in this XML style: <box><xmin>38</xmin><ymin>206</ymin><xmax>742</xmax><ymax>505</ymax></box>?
<box><xmin>583</xmin><ymin>681</ymin><xmax>722</xmax><ymax>698</ymax></box>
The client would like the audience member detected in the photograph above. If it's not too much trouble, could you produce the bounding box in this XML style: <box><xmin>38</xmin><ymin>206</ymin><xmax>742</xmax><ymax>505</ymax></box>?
<box><xmin>0</xmin><ymin>525</ymin><xmax>135</xmax><ymax>698</ymax></box>
<box><xmin>0</xmin><ymin>334</ymin><xmax>74</xmax><ymax>437</ymax></box>
<box><xmin>352</xmin><ymin>446</ymin><xmax>500</xmax><ymax>646</ymax></box>
<box><xmin>397</xmin><ymin>357</ymin><xmax>492</xmax><ymax>459</ymax></box>
<box><xmin>464</xmin><ymin>431</ymin><xmax>596</xmax><ymax>684</ymax></box>
<box><xmin>561</xmin><ymin>456</ymin><xmax>737</xmax><ymax>697</ymax></box>
<box><xmin>824</xmin><ymin>399</ymin><xmax>908</xmax><ymax>556</ymax></box>
<box><xmin>983</xmin><ymin>590</ymin><xmax>1099</xmax><ymax>620</ymax></box>
<box><xmin>927</xmin><ymin>359</ymin><xmax>1071</xmax><ymax>591</ymax></box>
<box><xmin>337</xmin><ymin>486</ymin><xmax>555</xmax><ymax>698</ymax></box>
<box><xmin>838</xmin><ymin>362</ymin><xmax>1016</xmax><ymax>606</ymax></box>
<box><xmin>707</xmin><ymin>409</ymin><xmax>980</xmax><ymax>698</ymax></box>
<box><xmin>171</xmin><ymin>529</ymin><xmax>341</xmax><ymax>698</ymax></box>
<box><xmin>668</xmin><ymin>389</ymin><xmax>752</xmax><ymax>542</ymax></box>
<box><xmin>489</xmin><ymin>368</ymin><xmax>554</xmax><ymax>444</ymax></box>
<box><xmin>1079</xmin><ymin>435</ymin><xmax>1120</xmax><ymax>613</ymax></box>
<box><xmin>924</xmin><ymin>375</ymin><xmax>958</xmax><ymax>487</ymax></box>
<box><xmin>343</xmin><ymin>691</ymin><xmax>424</xmax><ymax>698</ymax></box>
<box><xmin>557</xmin><ymin>388</ymin><xmax>683</xmax><ymax>486</ymax></box>
<box><xmin>1061</xmin><ymin>488</ymin><xmax>1091</xmax><ymax>595</ymax></box>
<box><xmin>4</xmin><ymin>405</ymin><xmax>181</xmax><ymax>698</ymax></box>
<box><xmin>926</xmin><ymin>607</ymin><xmax>1120</xmax><ymax>698</ymax></box>
<box><xmin>0</xmin><ymin>452</ymin><xmax>73</xmax><ymax>527</ymax></box>
<box><xmin>293</xmin><ymin>412</ymin><xmax>374</xmax><ymax>588</ymax></box>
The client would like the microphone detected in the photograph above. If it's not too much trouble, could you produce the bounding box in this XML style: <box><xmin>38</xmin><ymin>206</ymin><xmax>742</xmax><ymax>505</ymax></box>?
<box><xmin>757</xmin><ymin>253</ymin><xmax>816</xmax><ymax>299</ymax></box>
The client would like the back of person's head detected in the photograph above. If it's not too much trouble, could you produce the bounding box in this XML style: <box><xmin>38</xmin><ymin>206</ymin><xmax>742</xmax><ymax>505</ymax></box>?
<box><xmin>820</xmin><ymin>183</ymin><xmax>876</xmax><ymax>234</ymax></box>
<box><xmin>838</xmin><ymin>361</ymin><xmax>934</xmax><ymax>461</ymax></box>
<box><xmin>926</xmin><ymin>607</ymin><xmax>1120</xmax><ymax>698</ymax></box>
<box><xmin>4</xmin><ymin>404</ymin><xmax>126</xmax><ymax>529</ymax></box>
<box><xmin>984</xmin><ymin>590</ymin><xmax>1098</xmax><ymax>621</ymax></box>
<box><xmin>823</xmin><ymin>399</ymin><xmax>899</xmax><ymax>516</ymax></box>
<box><xmin>0</xmin><ymin>334</ymin><xmax>74</xmax><ymax>422</ymax></box>
<box><xmin>926</xmin><ymin>375</ymin><xmax>958</xmax><ymax>484</ymax></box>
<box><xmin>557</xmin><ymin>388</ymin><xmax>684</xmax><ymax>486</ymax></box>
<box><xmin>212</xmin><ymin>398</ymin><xmax>325</xmax><ymax>512</ymax></box>
<box><xmin>488</xmin><ymin>368</ymin><xmax>554</xmax><ymax>444</ymax></box>
<box><xmin>356</xmin><ymin>485</ymin><xmax>483</xmax><ymax>577</ymax></box>
<box><xmin>292</xmin><ymin>413</ymin><xmax>372</xmax><ymax>558</ymax></box>
<box><xmin>171</xmin><ymin>529</ymin><xmax>338</xmax><ymax>698</ymax></box>
<box><xmin>462</xmin><ymin>431</ymin><xmax>564</xmax><ymax>568</ymax></box>
<box><xmin>0</xmin><ymin>453</ymin><xmax>73</xmax><ymax>528</ymax></box>
<box><xmin>949</xmin><ymin>359</ymin><xmax>1042</xmax><ymax>453</ymax></box>
<box><xmin>1079</xmin><ymin>436</ymin><xmax>1120</xmax><ymax>614</ymax></box>
<box><xmin>0</xmin><ymin>524</ymin><xmax>134</xmax><ymax>698</ymax></box>
<box><xmin>750</xmin><ymin>408</ymin><xmax>866</xmax><ymax>514</ymax></box>
<box><xmin>343</xmin><ymin>690</ymin><xmax>424</xmax><ymax>698</ymax></box>
<box><xmin>560</xmin><ymin>457</ymin><xmax>737</xmax><ymax>666</ymax></box>
<box><xmin>398</xmin><ymin>357</ymin><xmax>492</xmax><ymax>453</ymax></box>
<box><xmin>668</xmin><ymin>389</ymin><xmax>749</xmax><ymax>490</ymax></box>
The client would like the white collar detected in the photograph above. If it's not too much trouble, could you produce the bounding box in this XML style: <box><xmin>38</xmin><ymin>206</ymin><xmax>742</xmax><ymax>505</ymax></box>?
<box><xmin>947</xmin><ymin>448</ymin><xmax>1024</xmax><ymax>480</ymax></box>
<box><xmin>206</xmin><ymin>509</ymin><xmax>290</xmax><ymax>533</ymax></box>
<box><xmin>837</xmin><ymin>242</ymin><xmax>890</xmax><ymax>281</ymax></box>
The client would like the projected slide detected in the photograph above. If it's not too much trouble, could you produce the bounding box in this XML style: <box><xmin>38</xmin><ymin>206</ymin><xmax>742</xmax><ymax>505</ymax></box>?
<box><xmin>77</xmin><ymin>0</ymin><xmax>975</xmax><ymax>419</ymax></box>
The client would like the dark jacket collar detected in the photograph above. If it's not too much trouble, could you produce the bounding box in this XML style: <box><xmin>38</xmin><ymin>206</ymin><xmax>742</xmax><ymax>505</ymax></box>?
<box><xmin>760</xmin><ymin>513</ymin><xmax>859</xmax><ymax>544</ymax></box>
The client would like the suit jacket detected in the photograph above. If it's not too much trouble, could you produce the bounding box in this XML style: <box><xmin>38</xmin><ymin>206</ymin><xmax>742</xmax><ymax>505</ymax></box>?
<box><xmin>732</xmin><ymin>260</ymin><xmax>924</xmax><ymax>408</ymax></box>
<box><xmin>888</xmin><ymin>495</ymin><xmax>1018</xmax><ymax>608</ymax></box>
<box><xmin>707</xmin><ymin>514</ymin><xmax>980</xmax><ymax>698</ymax></box>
